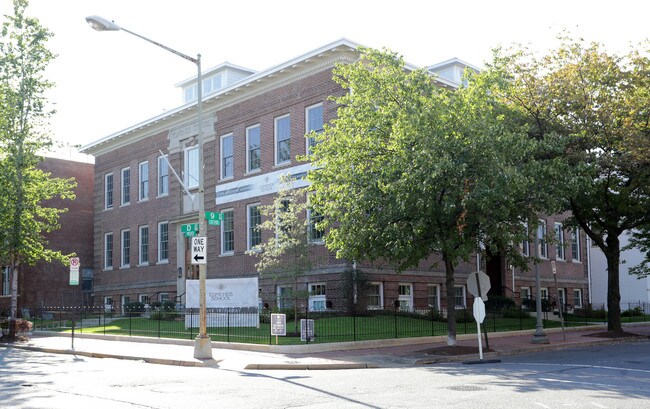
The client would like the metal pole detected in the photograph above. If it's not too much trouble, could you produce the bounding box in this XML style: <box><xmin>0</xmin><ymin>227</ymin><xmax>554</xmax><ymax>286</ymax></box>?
<box><xmin>531</xmin><ymin>225</ymin><xmax>549</xmax><ymax>344</ymax></box>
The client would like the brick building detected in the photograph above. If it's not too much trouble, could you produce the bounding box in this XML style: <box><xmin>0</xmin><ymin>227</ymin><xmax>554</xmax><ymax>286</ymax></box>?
<box><xmin>79</xmin><ymin>39</ymin><xmax>590</xmax><ymax>314</ymax></box>
<box><xmin>0</xmin><ymin>156</ymin><xmax>95</xmax><ymax>316</ymax></box>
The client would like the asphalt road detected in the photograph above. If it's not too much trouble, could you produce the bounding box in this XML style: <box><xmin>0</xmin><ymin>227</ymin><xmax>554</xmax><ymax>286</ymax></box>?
<box><xmin>2</xmin><ymin>340</ymin><xmax>649</xmax><ymax>408</ymax></box>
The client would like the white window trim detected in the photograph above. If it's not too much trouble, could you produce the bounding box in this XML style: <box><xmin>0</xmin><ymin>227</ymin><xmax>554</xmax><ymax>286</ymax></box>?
<box><xmin>398</xmin><ymin>283</ymin><xmax>414</xmax><ymax>312</ymax></box>
<box><xmin>220</xmin><ymin>133</ymin><xmax>234</xmax><ymax>180</ymax></box>
<box><xmin>368</xmin><ymin>282</ymin><xmax>384</xmax><ymax>310</ymax></box>
<box><xmin>573</xmin><ymin>289</ymin><xmax>583</xmax><ymax>308</ymax></box>
<box><xmin>157</xmin><ymin>155</ymin><xmax>169</xmax><ymax>197</ymax></box>
<box><xmin>538</xmin><ymin>220</ymin><xmax>548</xmax><ymax>259</ymax></box>
<box><xmin>305</xmin><ymin>102</ymin><xmax>323</xmax><ymax>155</ymax></box>
<box><xmin>308</xmin><ymin>282</ymin><xmax>327</xmax><ymax>312</ymax></box>
<box><xmin>121</xmin><ymin>167</ymin><xmax>130</xmax><ymax>206</ymax></box>
<box><xmin>557</xmin><ymin>288</ymin><xmax>566</xmax><ymax>307</ymax></box>
<box><xmin>104</xmin><ymin>232</ymin><xmax>113</xmax><ymax>270</ymax></box>
<box><xmin>158</xmin><ymin>221</ymin><xmax>169</xmax><ymax>264</ymax></box>
<box><xmin>555</xmin><ymin>222</ymin><xmax>565</xmax><ymax>260</ymax></box>
<box><xmin>274</xmin><ymin>114</ymin><xmax>291</xmax><ymax>166</ymax></box>
<box><xmin>138</xmin><ymin>161</ymin><xmax>149</xmax><ymax>202</ymax></box>
<box><xmin>454</xmin><ymin>285</ymin><xmax>466</xmax><ymax>309</ymax></box>
<box><xmin>571</xmin><ymin>228</ymin><xmax>581</xmax><ymax>262</ymax></box>
<box><xmin>307</xmin><ymin>206</ymin><xmax>325</xmax><ymax>244</ymax></box>
<box><xmin>521</xmin><ymin>221</ymin><xmax>530</xmax><ymax>256</ymax></box>
<box><xmin>184</xmin><ymin>146</ymin><xmax>199</xmax><ymax>190</ymax></box>
<box><xmin>277</xmin><ymin>285</ymin><xmax>293</xmax><ymax>310</ymax></box>
<box><xmin>104</xmin><ymin>173</ymin><xmax>114</xmax><ymax>210</ymax></box>
<box><xmin>120</xmin><ymin>229</ymin><xmax>130</xmax><ymax>268</ymax></box>
<box><xmin>138</xmin><ymin>225</ymin><xmax>149</xmax><ymax>266</ymax></box>
<box><xmin>246</xmin><ymin>124</ymin><xmax>261</xmax><ymax>174</ymax></box>
<box><xmin>247</xmin><ymin>203</ymin><xmax>262</xmax><ymax>251</ymax></box>
<box><xmin>220</xmin><ymin>208</ymin><xmax>234</xmax><ymax>255</ymax></box>
<box><xmin>427</xmin><ymin>284</ymin><xmax>440</xmax><ymax>310</ymax></box>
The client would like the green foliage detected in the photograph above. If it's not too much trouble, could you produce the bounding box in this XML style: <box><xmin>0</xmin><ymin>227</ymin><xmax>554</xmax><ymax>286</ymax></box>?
<box><xmin>124</xmin><ymin>302</ymin><xmax>145</xmax><ymax>313</ymax></box>
<box><xmin>485</xmin><ymin>295</ymin><xmax>516</xmax><ymax>311</ymax></box>
<box><xmin>307</xmin><ymin>47</ymin><xmax>560</xmax><ymax>344</ymax></box>
<box><xmin>0</xmin><ymin>0</ymin><xmax>76</xmax><ymax>320</ymax></box>
<box><xmin>493</xmin><ymin>35</ymin><xmax>650</xmax><ymax>332</ymax></box>
<box><xmin>621</xmin><ymin>306</ymin><xmax>644</xmax><ymax>317</ymax></box>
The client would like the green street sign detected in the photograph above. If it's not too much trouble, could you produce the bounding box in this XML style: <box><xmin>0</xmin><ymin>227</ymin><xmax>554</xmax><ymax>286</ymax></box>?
<box><xmin>181</xmin><ymin>223</ymin><xmax>199</xmax><ymax>233</ymax></box>
<box><xmin>205</xmin><ymin>211</ymin><xmax>223</xmax><ymax>226</ymax></box>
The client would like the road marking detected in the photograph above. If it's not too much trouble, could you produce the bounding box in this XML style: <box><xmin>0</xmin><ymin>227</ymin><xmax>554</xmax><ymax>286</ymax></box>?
<box><xmin>590</xmin><ymin>403</ymin><xmax>607</xmax><ymax>408</ymax></box>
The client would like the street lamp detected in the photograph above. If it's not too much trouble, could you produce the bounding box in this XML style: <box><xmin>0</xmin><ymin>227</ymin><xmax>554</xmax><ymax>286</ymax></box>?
<box><xmin>86</xmin><ymin>16</ymin><xmax>212</xmax><ymax>359</ymax></box>
<box><xmin>531</xmin><ymin>224</ymin><xmax>549</xmax><ymax>344</ymax></box>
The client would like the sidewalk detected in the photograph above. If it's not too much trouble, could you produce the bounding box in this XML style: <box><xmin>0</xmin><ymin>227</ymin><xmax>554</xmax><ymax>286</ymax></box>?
<box><xmin>3</xmin><ymin>322</ymin><xmax>649</xmax><ymax>370</ymax></box>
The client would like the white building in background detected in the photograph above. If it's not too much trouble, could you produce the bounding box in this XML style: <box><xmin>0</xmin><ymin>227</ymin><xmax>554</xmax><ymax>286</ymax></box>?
<box><xmin>589</xmin><ymin>233</ymin><xmax>650</xmax><ymax>310</ymax></box>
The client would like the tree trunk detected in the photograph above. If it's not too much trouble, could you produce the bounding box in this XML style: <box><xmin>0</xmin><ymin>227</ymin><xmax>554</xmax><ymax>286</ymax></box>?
<box><xmin>10</xmin><ymin>263</ymin><xmax>18</xmax><ymax>320</ymax></box>
<box><xmin>605</xmin><ymin>234</ymin><xmax>622</xmax><ymax>333</ymax></box>
<box><xmin>443</xmin><ymin>253</ymin><xmax>457</xmax><ymax>346</ymax></box>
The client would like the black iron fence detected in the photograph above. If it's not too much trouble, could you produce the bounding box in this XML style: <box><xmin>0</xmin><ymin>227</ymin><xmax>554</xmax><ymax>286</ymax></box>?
<box><xmin>24</xmin><ymin>301</ymin><xmax>649</xmax><ymax>345</ymax></box>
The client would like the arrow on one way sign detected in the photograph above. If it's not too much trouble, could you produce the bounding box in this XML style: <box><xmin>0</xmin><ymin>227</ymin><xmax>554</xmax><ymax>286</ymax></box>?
<box><xmin>191</xmin><ymin>236</ymin><xmax>207</xmax><ymax>265</ymax></box>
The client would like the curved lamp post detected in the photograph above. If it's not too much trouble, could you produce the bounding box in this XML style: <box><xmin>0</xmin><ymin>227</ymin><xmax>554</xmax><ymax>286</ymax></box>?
<box><xmin>86</xmin><ymin>16</ymin><xmax>212</xmax><ymax>359</ymax></box>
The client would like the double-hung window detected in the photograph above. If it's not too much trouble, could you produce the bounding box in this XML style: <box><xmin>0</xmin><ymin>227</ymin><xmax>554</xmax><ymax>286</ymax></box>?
<box><xmin>221</xmin><ymin>209</ymin><xmax>234</xmax><ymax>254</ymax></box>
<box><xmin>104</xmin><ymin>233</ymin><xmax>113</xmax><ymax>269</ymax></box>
<box><xmin>521</xmin><ymin>221</ymin><xmax>530</xmax><ymax>256</ymax></box>
<box><xmin>275</xmin><ymin>114</ymin><xmax>291</xmax><ymax>165</ymax></box>
<box><xmin>573</xmin><ymin>289</ymin><xmax>583</xmax><ymax>308</ymax></box>
<box><xmin>454</xmin><ymin>286</ymin><xmax>466</xmax><ymax>309</ymax></box>
<box><xmin>247</xmin><ymin>204</ymin><xmax>262</xmax><ymax>250</ymax></box>
<box><xmin>221</xmin><ymin>134</ymin><xmax>233</xmax><ymax>179</ymax></box>
<box><xmin>185</xmin><ymin>146</ymin><xmax>199</xmax><ymax>189</ymax></box>
<box><xmin>398</xmin><ymin>283</ymin><xmax>414</xmax><ymax>311</ymax></box>
<box><xmin>246</xmin><ymin>125</ymin><xmax>261</xmax><ymax>172</ymax></box>
<box><xmin>121</xmin><ymin>229</ymin><xmax>130</xmax><ymax>267</ymax></box>
<box><xmin>139</xmin><ymin>161</ymin><xmax>149</xmax><ymax>201</ymax></box>
<box><xmin>428</xmin><ymin>284</ymin><xmax>440</xmax><ymax>310</ymax></box>
<box><xmin>158</xmin><ymin>222</ymin><xmax>169</xmax><ymax>263</ymax></box>
<box><xmin>571</xmin><ymin>228</ymin><xmax>581</xmax><ymax>261</ymax></box>
<box><xmin>538</xmin><ymin>220</ymin><xmax>548</xmax><ymax>258</ymax></box>
<box><xmin>104</xmin><ymin>173</ymin><xmax>114</xmax><ymax>209</ymax></box>
<box><xmin>157</xmin><ymin>155</ymin><xmax>169</xmax><ymax>196</ymax></box>
<box><xmin>139</xmin><ymin>225</ymin><xmax>149</xmax><ymax>265</ymax></box>
<box><xmin>367</xmin><ymin>282</ymin><xmax>383</xmax><ymax>310</ymax></box>
<box><xmin>305</xmin><ymin>103</ymin><xmax>323</xmax><ymax>154</ymax></box>
<box><xmin>121</xmin><ymin>168</ymin><xmax>130</xmax><ymax>205</ymax></box>
<box><xmin>555</xmin><ymin>222</ymin><xmax>565</xmax><ymax>260</ymax></box>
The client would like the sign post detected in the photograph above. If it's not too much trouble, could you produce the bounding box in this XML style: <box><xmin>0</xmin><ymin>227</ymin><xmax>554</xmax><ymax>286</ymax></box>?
<box><xmin>473</xmin><ymin>297</ymin><xmax>486</xmax><ymax>360</ymax></box>
<box><xmin>69</xmin><ymin>257</ymin><xmax>80</xmax><ymax>349</ymax></box>
<box><xmin>551</xmin><ymin>260</ymin><xmax>566</xmax><ymax>341</ymax></box>
<box><xmin>467</xmin><ymin>270</ymin><xmax>491</xmax><ymax>350</ymax></box>
<box><xmin>270</xmin><ymin>313</ymin><xmax>286</xmax><ymax>345</ymax></box>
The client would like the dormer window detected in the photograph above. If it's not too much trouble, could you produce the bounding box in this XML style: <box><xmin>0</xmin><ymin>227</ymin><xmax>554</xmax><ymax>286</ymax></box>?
<box><xmin>202</xmin><ymin>73</ymin><xmax>223</xmax><ymax>96</ymax></box>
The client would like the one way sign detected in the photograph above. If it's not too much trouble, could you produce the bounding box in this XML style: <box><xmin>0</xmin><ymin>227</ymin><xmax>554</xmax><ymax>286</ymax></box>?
<box><xmin>191</xmin><ymin>236</ymin><xmax>207</xmax><ymax>265</ymax></box>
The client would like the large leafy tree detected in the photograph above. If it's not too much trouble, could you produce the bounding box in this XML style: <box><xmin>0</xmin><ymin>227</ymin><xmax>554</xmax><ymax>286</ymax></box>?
<box><xmin>493</xmin><ymin>37</ymin><xmax>650</xmax><ymax>332</ymax></box>
<box><xmin>247</xmin><ymin>178</ymin><xmax>316</xmax><ymax>333</ymax></box>
<box><xmin>308</xmin><ymin>48</ymin><xmax>559</xmax><ymax>345</ymax></box>
<box><xmin>0</xmin><ymin>0</ymin><xmax>76</xmax><ymax>322</ymax></box>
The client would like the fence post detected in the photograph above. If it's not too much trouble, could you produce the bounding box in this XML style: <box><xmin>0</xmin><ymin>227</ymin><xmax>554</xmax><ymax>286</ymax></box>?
<box><xmin>394</xmin><ymin>304</ymin><xmax>398</xmax><ymax>338</ymax></box>
<box><xmin>158</xmin><ymin>311</ymin><xmax>161</xmax><ymax>339</ymax></box>
<box><xmin>227</xmin><ymin>308</ymin><xmax>231</xmax><ymax>343</ymax></box>
<box><xmin>129</xmin><ymin>312</ymin><xmax>132</xmax><ymax>337</ymax></box>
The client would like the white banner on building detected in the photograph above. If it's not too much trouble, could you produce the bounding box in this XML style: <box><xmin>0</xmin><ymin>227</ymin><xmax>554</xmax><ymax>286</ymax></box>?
<box><xmin>185</xmin><ymin>277</ymin><xmax>259</xmax><ymax>328</ymax></box>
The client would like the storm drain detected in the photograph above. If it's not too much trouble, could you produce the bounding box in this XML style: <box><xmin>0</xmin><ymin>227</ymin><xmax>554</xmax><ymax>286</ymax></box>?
<box><xmin>447</xmin><ymin>385</ymin><xmax>487</xmax><ymax>392</ymax></box>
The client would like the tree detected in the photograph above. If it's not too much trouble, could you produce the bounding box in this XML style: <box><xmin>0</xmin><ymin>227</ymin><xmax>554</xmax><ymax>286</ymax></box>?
<box><xmin>308</xmin><ymin>48</ymin><xmax>557</xmax><ymax>345</ymax></box>
<box><xmin>493</xmin><ymin>37</ymin><xmax>650</xmax><ymax>332</ymax></box>
<box><xmin>0</xmin><ymin>0</ymin><xmax>76</xmax><ymax>324</ymax></box>
<box><xmin>247</xmin><ymin>177</ymin><xmax>318</xmax><ymax>333</ymax></box>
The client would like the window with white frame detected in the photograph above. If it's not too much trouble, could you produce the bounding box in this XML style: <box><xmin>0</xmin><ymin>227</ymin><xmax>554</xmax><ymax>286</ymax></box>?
<box><xmin>247</xmin><ymin>204</ymin><xmax>262</xmax><ymax>250</ymax></box>
<box><xmin>275</xmin><ymin>114</ymin><xmax>291</xmax><ymax>165</ymax></box>
<box><xmin>139</xmin><ymin>161</ymin><xmax>149</xmax><ymax>201</ymax></box>
<box><xmin>104</xmin><ymin>296</ymin><xmax>114</xmax><ymax>312</ymax></box>
<box><xmin>454</xmin><ymin>285</ymin><xmax>466</xmax><ymax>309</ymax></box>
<box><xmin>2</xmin><ymin>267</ymin><xmax>10</xmax><ymax>295</ymax></box>
<box><xmin>160</xmin><ymin>293</ymin><xmax>170</xmax><ymax>303</ymax></box>
<box><xmin>157</xmin><ymin>155</ymin><xmax>169</xmax><ymax>196</ymax></box>
<box><xmin>367</xmin><ymin>282</ymin><xmax>383</xmax><ymax>309</ymax></box>
<box><xmin>104</xmin><ymin>232</ymin><xmax>113</xmax><ymax>269</ymax></box>
<box><xmin>184</xmin><ymin>146</ymin><xmax>199</xmax><ymax>189</ymax></box>
<box><xmin>277</xmin><ymin>286</ymin><xmax>293</xmax><ymax>309</ymax></box>
<box><xmin>221</xmin><ymin>134</ymin><xmax>233</xmax><ymax>179</ymax></box>
<box><xmin>571</xmin><ymin>228</ymin><xmax>581</xmax><ymax>261</ymax></box>
<box><xmin>521</xmin><ymin>287</ymin><xmax>531</xmax><ymax>301</ymax></box>
<box><xmin>521</xmin><ymin>221</ymin><xmax>530</xmax><ymax>256</ymax></box>
<box><xmin>121</xmin><ymin>229</ymin><xmax>130</xmax><ymax>267</ymax></box>
<box><xmin>307</xmin><ymin>206</ymin><xmax>324</xmax><ymax>243</ymax></box>
<box><xmin>275</xmin><ymin>198</ymin><xmax>291</xmax><ymax>241</ymax></box>
<box><xmin>221</xmin><ymin>209</ymin><xmax>234</xmax><ymax>254</ymax></box>
<box><xmin>246</xmin><ymin>124</ymin><xmax>261</xmax><ymax>172</ymax></box>
<box><xmin>121</xmin><ymin>167</ymin><xmax>130</xmax><ymax>205</ymax></box>
<box><xmin>398</xmin><ymin>283</ymin><xmax>414</xmax><ymax>311</ymax></box>
<box><xmin>540</xmin><ymin>287</ymin><xmax>549</xmax><ymax>300</ymax></box>
<box><xmin>202</xmin><ymin>73</ymin><xmax>222</xmax><ymax>95</ymax></box>
<box><xmin>139</xmin><ymin>225</ymin><xmax>149</xmax><ymax>265</ymax></box>
<box><xmin>104</xmin><ymin>173</ymin><xmax>114</xmax><ymax>209</ymax></box>
<box><xmin>121</xmin><ymin>295</ymin><xmax>130</xmax><ymax>314</ymax></box>
<box><xmin>537</xmin><ymin>220</ymin><xmax>548</xmax><ymax>258</ymax></box>
<box><xmin>573</xmin><ymin>289</ymin><xmax>583</xmax><ymax>308</ymax></box>
<box><xmin>428</xmin><ymin>284</ymin><xmax>440</xmax><ymax>310</ymax></box>
<box><xmin>555</xmin><ymin>222</ymin><xmax>565</xmax><ymax>260</ymax></box>
<box><xmin>309</xmin><ymin>283</ymin><xmax>327</xmax><ymax>311</ymax></box>
<box><xmin>184</xmin><ymin>84</ymin><xmax>197</xmax><ymax>103</ymax></box>
<box><xmin>305</xmin><ymin>103</ymin><xmax>323</xmax><ymax>154</ymax></box>
<box><xmin>557</xmin><ymin>288</ymin><xmax>566</xmax><ymax>308</ymax></box>
<box><xmin>139</xmin><ymin>294</ymin><xmax>150</xmax><ymax>305</ymax></box>
<box><xmin>158</xmin><ymin>222</ymin><xmax>169</xmax><ymax>263</ymax></box>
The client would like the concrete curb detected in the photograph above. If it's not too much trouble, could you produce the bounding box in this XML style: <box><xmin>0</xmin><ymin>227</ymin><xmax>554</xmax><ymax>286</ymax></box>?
<box><xmin>244</xmin><ymin>363</ymin><xmax>379</xmax><ymax>370</ymax></box>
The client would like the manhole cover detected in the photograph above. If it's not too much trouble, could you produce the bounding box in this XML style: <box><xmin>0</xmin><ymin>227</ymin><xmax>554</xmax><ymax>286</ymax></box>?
<box><xmin>448</xmin><ymin>385</ymin><xmax>487</xmax><ymax>392</ymax></box>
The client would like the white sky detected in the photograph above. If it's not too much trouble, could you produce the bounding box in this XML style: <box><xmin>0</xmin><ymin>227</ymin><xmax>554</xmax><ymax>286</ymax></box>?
<box><xmin>3</xmin><ymin>0</ymin><xmax>648</xmax><ymax>159</ymax></box>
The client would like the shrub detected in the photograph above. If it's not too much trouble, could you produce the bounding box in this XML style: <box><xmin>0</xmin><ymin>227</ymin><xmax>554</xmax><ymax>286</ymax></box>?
<box><xmin>124</xmin><ymin>302</ymin><xmax>145</xmax><ymax>313</ymax></box>
<box><xmin>485</xmin><ymin>296</ymin><xmax>516</xmax><ymax>312</ymax></box>
<box><xmin>622</xmin><ymin>306</ymin><xmax>644</xmax><ymax>317</ymax></box>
